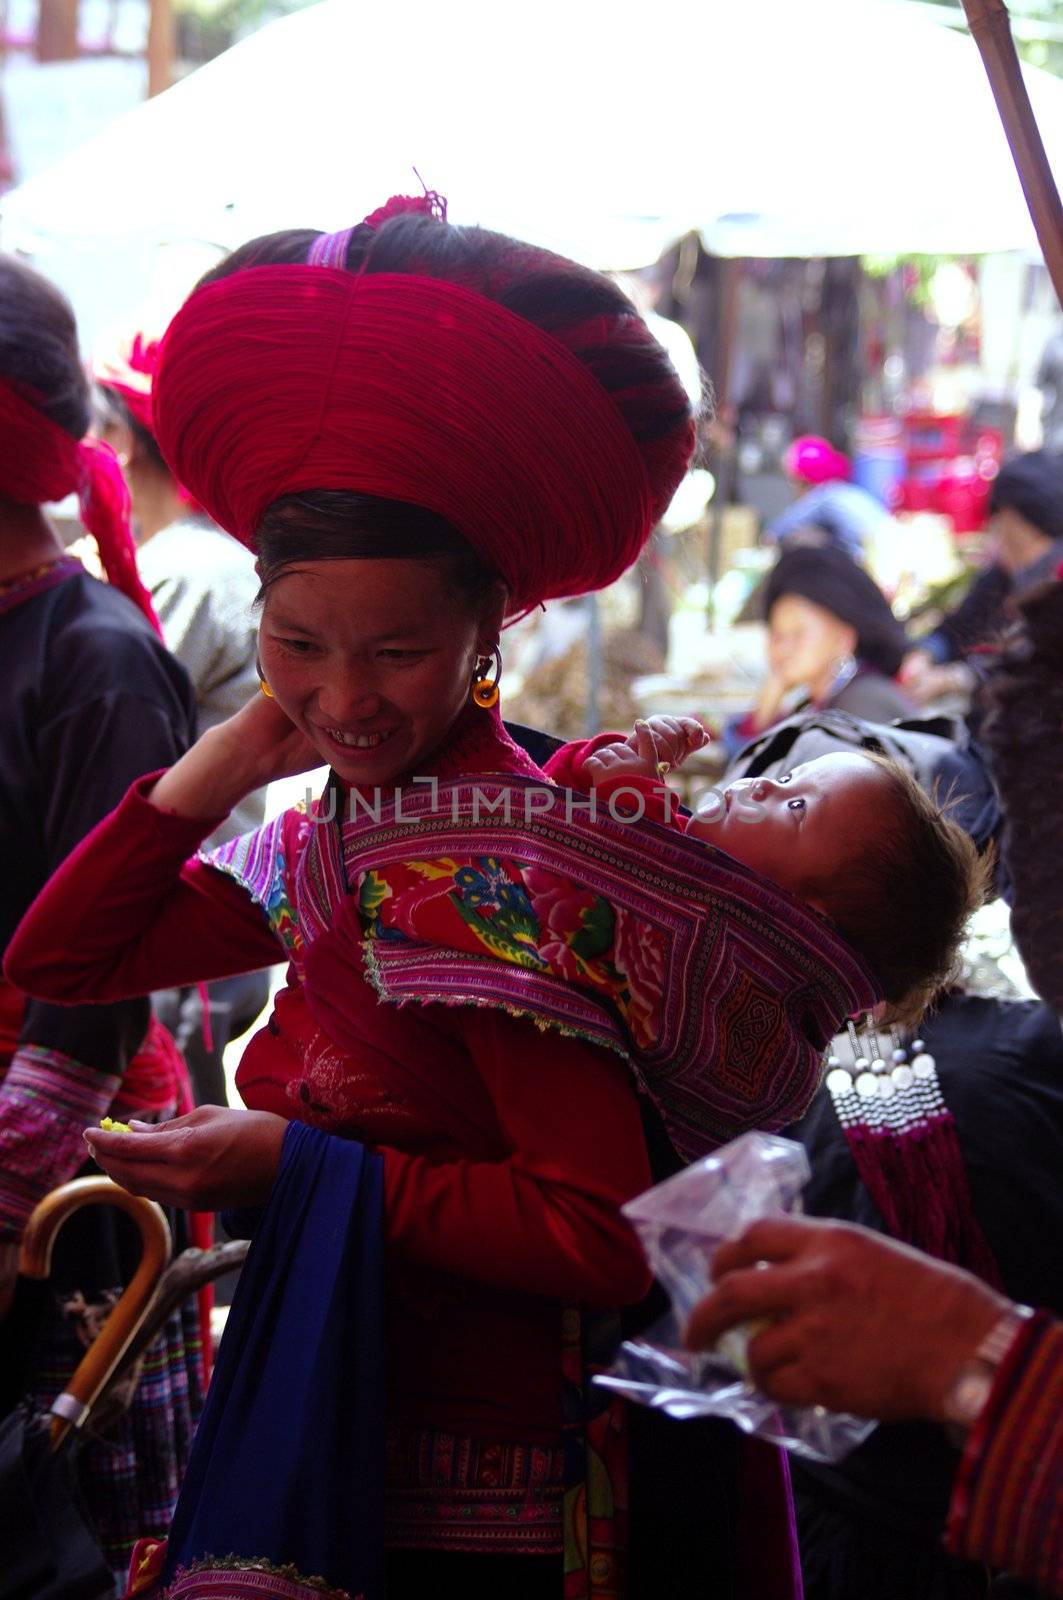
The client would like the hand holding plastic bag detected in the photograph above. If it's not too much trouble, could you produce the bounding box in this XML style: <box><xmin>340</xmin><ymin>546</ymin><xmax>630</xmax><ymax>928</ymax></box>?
<box><xmin>596</xmin><ymin>1131</ymin><xmax>876</xmax><ymax>1462</ymax></box>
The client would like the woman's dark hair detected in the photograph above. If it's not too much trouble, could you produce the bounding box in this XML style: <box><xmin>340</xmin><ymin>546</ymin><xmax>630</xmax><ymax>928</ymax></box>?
<box><xmin>763</xmin><ymin>545</ymin><xmax>908</xmax><ymax>678</ymax></box>
<box><xmin>988</xmin><ymin>449</ymin><xmax>1063</xmax><ymax>543</ymax></box>
<box><xmin>0</xmin><ymin>255</ymin><xmax>89</xmax><ymax>439</ymax></box>
<box><xmin>199</xmin><ymin>214</ymin><xmax>702</xmax><ymax>594</ymax></box>
<box><xmin>93</xmin><ymin>384</ymin><xmax>169</xmax><ymax>474</ymax></box>
<box><xmin>255</xmin><ymin>490</ymin><xmax>503</xmax><ymax>615</ymax></box>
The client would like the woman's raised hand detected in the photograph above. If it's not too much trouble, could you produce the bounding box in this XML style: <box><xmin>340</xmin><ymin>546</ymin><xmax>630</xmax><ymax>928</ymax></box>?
<box><xmin>219</xmin><ymin>692</ymin><xmax>324</xmax><ymax>785</ymax></box>
<box><xmin>83</xmin><ymin>1105</ymin><xmax>289</xmax><ymax>1212</ymax></box>
<box><xmin>148</xmin><ymin>693</ymin><xmax>323</xmax><ymax>822</ymax></box>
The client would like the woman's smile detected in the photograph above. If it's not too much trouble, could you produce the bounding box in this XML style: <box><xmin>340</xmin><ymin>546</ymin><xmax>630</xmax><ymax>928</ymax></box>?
<box><xmin>317</xmin><ymin>724</ymin><xmax>399</xmax><ymax>754</ymax></box>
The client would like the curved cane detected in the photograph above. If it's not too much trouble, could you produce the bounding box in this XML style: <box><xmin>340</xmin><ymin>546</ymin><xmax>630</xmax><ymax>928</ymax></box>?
<box><xmin>19</xmin><ymin>1176</ymin><xmax>172</xmax><ymax>1450</ymax></box>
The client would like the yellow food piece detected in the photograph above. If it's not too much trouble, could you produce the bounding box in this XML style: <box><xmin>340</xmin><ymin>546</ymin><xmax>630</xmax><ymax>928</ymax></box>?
<box><xmin>99</xmin><ymin>1116</ymin><xmax>132</xmax><ymax>1133</ymax></box>
<box><xmin>716</xmin><ymin>1317</ymin><xmax>771</xmax><ymax>1379</ymax></box>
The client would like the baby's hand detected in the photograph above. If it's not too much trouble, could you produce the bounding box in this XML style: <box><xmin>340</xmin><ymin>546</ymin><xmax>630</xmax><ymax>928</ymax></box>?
<box><xmin>625</xmin><ymin>715</ymin><xmax>707</xmax><ymax>778</ymax></box>
<box><xmin>581</xmin><ymin>741</ymin><xmax>651</xmax><ymax>781</ymax></box>
<box><xmin>582</xmin><ymin>716</ymin><xmax>707</xmax><ymax>783</ymax></box>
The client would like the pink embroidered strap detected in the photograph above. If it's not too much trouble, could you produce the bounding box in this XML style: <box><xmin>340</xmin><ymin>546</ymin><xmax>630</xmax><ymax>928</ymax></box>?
<box><xmin>0</xmin><ymin>1046</ymin><xmax>120</xmax><ymax>1239</ymax></box>
<box><xmin>306</xmin><ymin>228</ymin><xmax>355</xmax><ymax>268</ymax></box>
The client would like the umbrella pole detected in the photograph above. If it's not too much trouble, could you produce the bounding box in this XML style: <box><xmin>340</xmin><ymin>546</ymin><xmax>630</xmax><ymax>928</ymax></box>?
<box><xmin>706</xmin><ymin>256</ymin><xmax>743</xmax><ymax>628</ymax></box>
<box><xmin>960</xmin><ymin>0</ymin><xmax>1063</xmax><ymax>305</ymax></box>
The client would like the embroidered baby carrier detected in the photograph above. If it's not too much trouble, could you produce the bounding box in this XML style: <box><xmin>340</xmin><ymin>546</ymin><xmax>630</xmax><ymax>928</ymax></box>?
<box><xmin>293</xmin><ymin>774</ymin><xmax>880</xmax><ymax>1163</ymax></box>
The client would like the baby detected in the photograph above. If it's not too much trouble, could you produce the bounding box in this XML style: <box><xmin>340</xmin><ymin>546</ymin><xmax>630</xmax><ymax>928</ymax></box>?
<box><xmin>550</xmin><ymin>715</ymin><xmax>988</xmax><ymax>1026</ymax></box>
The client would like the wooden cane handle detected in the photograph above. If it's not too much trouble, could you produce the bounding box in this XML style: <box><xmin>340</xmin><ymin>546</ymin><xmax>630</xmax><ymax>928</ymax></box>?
<box><xmin>19</xmin><ymin>1176</ymin><xmax>172</xmax><ymax>1450</ymax></box>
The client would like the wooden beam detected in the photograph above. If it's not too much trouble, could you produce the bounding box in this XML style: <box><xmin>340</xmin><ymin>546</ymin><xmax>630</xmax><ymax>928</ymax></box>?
<box><xmin>960</xmin><ymin>0</ymin><xmax>1063</xmax><ymax>307</ymax></box>
<box><xmin>147</xmin><ymin>0</ymin><xmax>175</xmax><ymax>98</ymax></box>
<box><xmin>36</xmin><ymin>0</ymin><xmax>79</xmax><ymax>63</ymax></box>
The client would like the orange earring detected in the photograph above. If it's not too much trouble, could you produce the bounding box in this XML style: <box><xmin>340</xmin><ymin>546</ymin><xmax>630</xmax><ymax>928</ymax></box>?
<box><xmin>260</xmin><ymin>680</ymin><xmax>274</xmax><ymax>699</ymax></box>
<box><xmin>471</xmin><ymin>646</ymin><xmax>502</xmax><ymax>709</ymax></box>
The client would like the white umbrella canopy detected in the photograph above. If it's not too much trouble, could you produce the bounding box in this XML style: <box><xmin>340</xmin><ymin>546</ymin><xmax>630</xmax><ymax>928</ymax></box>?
<box><xmin>2</xmin><ymin>0</ymin><xmax>1060</xmax><ymax>337</ymax></box>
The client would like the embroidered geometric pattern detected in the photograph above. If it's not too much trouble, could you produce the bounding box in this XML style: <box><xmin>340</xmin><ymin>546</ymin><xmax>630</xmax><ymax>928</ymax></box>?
<box><xmin>0</xmin><ymin>1045</ymin><xmax>120</xmax><ymax>1237</ymax></box>
<box><xmin>201</xmin><ymin>814</ymin><xmax>303</xmax><ymax>956</ymax></box>
<box><xmin>383</xmin><ymin>1425</ymin><xmax>564</xmax><ymax>1554</ymax></box>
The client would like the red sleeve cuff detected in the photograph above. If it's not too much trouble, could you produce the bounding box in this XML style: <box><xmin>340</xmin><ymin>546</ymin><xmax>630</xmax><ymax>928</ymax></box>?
<box><xmin>543</xmin><ymin>733</ymin><xmax>628</xmax><ymax>790</ymax></box>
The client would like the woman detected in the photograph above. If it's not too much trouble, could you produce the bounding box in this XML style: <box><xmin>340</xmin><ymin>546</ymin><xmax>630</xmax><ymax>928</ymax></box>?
<box><xmin>8</xmin><ymin>198</ymin><xmax>715</xmax><ymax>1600</ymax></box>
<box><xmin>726</xmin><ymin>543</ymin><xmax>915</xmax><ymax>757</ymax></box>
<box><xmin>0</xmin><ymin>255</ymin><xmax>202</xmax><ymax>1585</ymax></box>
<box><xmin>765</xmin><ymin>435</ymin><xmax>897</xmax><ymax>562</ymax></box>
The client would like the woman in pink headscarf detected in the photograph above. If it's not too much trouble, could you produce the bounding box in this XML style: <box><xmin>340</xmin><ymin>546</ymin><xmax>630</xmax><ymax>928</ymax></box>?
<box><xmin>766</xmin><ymin>435</ymin><xmax>897</xmax><ymax>562</ymax></box>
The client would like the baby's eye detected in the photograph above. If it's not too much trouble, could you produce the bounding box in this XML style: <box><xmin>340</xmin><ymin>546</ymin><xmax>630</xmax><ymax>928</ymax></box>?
<box><xmin>787</xmin><ymin>796</ymin><xmax>806</xmax><ymax>812</ymax></box>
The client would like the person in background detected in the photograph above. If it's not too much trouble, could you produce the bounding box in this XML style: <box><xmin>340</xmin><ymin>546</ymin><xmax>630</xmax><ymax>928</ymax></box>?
<box><xmin>724</xmin><ymin>544</ymin><xmax>915</xmax><ymax>758</ymax></box>
<box><xmin>983</xmin><ymin>571</ymin><xmax>1063</xmax><ymax>1013</ymax></box>
<box><xmin>684</xmin><ymin>1216</ymin><xmax>1063</xmax><ymax>1600</ymax></box>
<box><xmin>902</xmin><ymin>449</ymin><xmax>1063</xmax><ymax>706</ymax></box>
<box><xmin>1036</xmin><ymin>325</ymin><xmax>1063</xmax><ymax>455</ymax></box>
<box><xmin>765</xmin><ymin>435</ymin><xmax>897</xmax><ymax>562</ymax></box>
<box><xmin>0</xmin><ymin>255</ymin><xmax>202</xmax><ymax>1586</ymax></box>
<box><xmin>785</xmin><ymin>989</ymin><xmax>1063</xmax><ymax>1600</ymax></box>
<box><xmin>95</xmin><ymin>337</ymin><xmax>272</xmax><ymax>1105</ymax></box>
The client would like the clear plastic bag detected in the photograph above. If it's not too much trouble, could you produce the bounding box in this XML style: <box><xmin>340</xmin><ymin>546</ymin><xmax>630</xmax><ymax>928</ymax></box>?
<box><xmin>596</xmin><ymin>1131</ymin><xmax>876</xmax><ymax>1462</ymax></box>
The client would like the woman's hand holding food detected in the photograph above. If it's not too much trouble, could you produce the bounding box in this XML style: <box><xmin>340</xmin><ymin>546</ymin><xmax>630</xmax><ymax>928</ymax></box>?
<box><xmin>83</xmin><ymin>1105</ymin><xmax>289</xmax><ymax>1212</ymax></box>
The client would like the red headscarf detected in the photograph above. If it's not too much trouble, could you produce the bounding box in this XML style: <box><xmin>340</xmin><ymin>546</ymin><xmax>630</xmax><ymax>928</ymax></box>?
<box><xmin>93</xmin><ymin>331</ymin><xmax>158</xmax><ymax>434</ymax></box>
<box><xmin>94</xmin><ymin>332</ymin><xmax>204</xmax><ymax>517</ymax></box>
<box><xmin>0</xmin><ymin>376</ymin><xmax>162</xmax><ymax>635</ymax></box>
<box><xmin>153</xmin><ymin>208</ymin><xmax>693</xmax><ymax>611</ymax></box>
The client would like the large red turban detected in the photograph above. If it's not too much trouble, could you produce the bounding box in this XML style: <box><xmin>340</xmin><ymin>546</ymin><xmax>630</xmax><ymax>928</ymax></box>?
<box><xmin>152</xmin><ymin>266</ymin><xmax>680</xmax><ymax>610</ymax></box>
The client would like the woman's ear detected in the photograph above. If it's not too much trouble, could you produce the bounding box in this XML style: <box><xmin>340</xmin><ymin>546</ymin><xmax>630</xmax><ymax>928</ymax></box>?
<box><xmin>98</xmin><ymin>415</ymin><xmax>135</xmax><ymax>469</ymax></box>
<box><xmin>477</xmin><ymin>580</ymin><xmax>509</xmax><ymax>652</ymax></box>
<box><xmin>837</xmin><ymin>620</ymin><xmax>859</xmax><ymax>659</ymax></box>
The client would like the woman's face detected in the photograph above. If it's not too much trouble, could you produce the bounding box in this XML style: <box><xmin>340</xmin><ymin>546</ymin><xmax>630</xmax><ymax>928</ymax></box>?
<box><xmin>258</xmin><ymin>558</ymin><xmax>498</xmax><ymax>786</ymax></box>
<box><xmin>767</xmin><ymin>594</ymin><xmax>857</xmax><ymax>692</ymax></box>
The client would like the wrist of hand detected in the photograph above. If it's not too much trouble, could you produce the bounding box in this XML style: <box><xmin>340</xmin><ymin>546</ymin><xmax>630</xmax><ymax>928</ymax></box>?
<box><xmin>148</xmin><ymin>725</ymin><xmax>263</xmax><ymax>820</ymax></box>
<box><xmin>938</xmin><ymin>1303</ymin><xmax>1035</xmax><ymax>1437</ymax></box>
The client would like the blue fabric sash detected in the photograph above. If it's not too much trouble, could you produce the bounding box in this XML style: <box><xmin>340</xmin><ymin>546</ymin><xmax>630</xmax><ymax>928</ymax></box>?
<box><xmin>163</xmin><ymin>1122</ymin><xmax>385</xmax><ymax>1599</ymax></box>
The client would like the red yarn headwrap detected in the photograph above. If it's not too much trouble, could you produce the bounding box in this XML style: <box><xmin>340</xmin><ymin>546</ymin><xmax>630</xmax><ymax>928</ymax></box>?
<box><xmin>153</xmin><ymin>267</ymin><xmax>672</xmax><ymax>610</ymax></box>
<box><xmin>0</xmin><ymin>376</ymin><xmax>162</xmax><ymax>635</ymax></box>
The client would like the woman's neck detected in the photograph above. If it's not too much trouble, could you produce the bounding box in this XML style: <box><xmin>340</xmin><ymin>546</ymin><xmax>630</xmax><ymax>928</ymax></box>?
<box><xmin>131</xmin><ymin>473</ymin><xmax>186</xmax><ymax>545</ymax></box>
<box><xmin>811</xmin><ymin>653</ymin><xmax>857</xmax><ymax>703</ymax></box>
<box><xmin>0</xmin><ymin>502</ymin><xmax>66</xmax><ymax>581</ymax></box>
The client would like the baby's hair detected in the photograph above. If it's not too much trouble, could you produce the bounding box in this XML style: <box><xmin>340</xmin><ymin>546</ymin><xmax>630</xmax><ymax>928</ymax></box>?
<box><xmin>801</xmin><ymin>754</ymin><xmax>991</xmax><ymax>1027</ymax></box>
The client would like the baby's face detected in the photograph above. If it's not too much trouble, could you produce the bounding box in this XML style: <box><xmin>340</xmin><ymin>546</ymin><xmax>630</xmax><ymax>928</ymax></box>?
<box><xmin>687</xmin><ymin>753</ymin><xmax>892</xmax><ymax>906</ymax></box>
